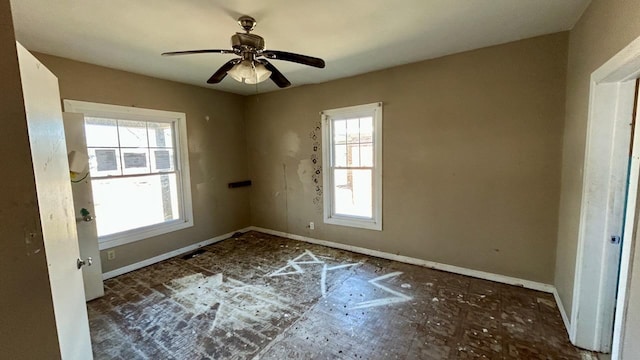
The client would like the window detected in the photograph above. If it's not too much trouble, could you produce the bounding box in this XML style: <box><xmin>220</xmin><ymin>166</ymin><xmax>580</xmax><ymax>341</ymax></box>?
<box><xmin>322</xmin><ymin>102</ymin><xmax>382</xmax><ymax>230</ymax></box>
<box><xmin>64</xmin><ymin>100</ymin><xmax>193</xmax><ymax>249</ymax></box>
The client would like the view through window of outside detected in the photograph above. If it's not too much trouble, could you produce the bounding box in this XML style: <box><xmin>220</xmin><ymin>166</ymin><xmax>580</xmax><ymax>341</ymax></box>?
<box><xmin>85</xmin><ymin>118</ymin><xmax>180</xmax><ymax>237</ymax></box>
<box><xmin>331</xmin><ymin>116</ymin><xmax>374</xmax><ymax>218</ymax></box>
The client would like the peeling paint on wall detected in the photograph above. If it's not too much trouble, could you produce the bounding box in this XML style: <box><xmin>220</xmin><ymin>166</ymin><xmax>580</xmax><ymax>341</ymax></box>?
<box><xmin>24</xmin><ymin>227</ymin><xmax>42</xmax><ymax>256</ymax></box>
<box><xmin>309</xmin><ymin>121</ymin><xmax>323</xmax><ymax>210</ymax></box>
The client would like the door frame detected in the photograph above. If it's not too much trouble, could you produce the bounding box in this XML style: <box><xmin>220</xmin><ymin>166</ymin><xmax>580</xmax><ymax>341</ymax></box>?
<box><xmin>572</xmin><ymin>34</ymin><xmax>640</xmax><ymax>357</ymax></box>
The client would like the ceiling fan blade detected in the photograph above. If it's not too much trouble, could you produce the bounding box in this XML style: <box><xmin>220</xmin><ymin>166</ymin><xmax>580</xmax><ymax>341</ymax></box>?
<box><xmin>259</xmin><ymin>60</ymin><xmax>291</xmax><ymax>88</ymax></box>
<box><xmin>162</xmin><ymin>49</ymin><xmax>235</xmax><ymax>56</ymax></box>
<box><xmin>261</xmin><ymin>50</ymin><xmax>325</xmax><ymax>68</ymax></box>
<box><xmin>207</xmin><ymin>59</ymin><xmax>240</xmax><ymax>84</ymax></box>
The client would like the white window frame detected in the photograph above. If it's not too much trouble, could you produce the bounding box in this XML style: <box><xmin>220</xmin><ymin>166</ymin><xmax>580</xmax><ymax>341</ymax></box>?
<box><xmin>63</xmin><ymin>100</ymin><xmax>193</xmax><ymax>249</ymax></box>
<box><xmin>321</xmin><ymin>102</ymin><xmax>382</xmax><ymax>231</ymax></box>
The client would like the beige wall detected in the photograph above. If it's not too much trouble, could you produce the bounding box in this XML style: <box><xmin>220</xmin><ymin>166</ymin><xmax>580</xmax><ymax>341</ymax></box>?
<box><xmin>555</xmin><ymin>0</ymin><xmax>640</xmax><ymax>357</ymax></box>
<box><xmin>0</xmin><ymin>0</ymin><xmax>61</xmax><ymax>357</ymax></box>
<box><xmin>33</xmin><ymin>53</ymin><xmax>250</xmax><ymax>272</ymax></box>
<box><xmin>555</xmin><ymin>0</ymin><xmax>640</xmax><ymax>326</ymax></box>
<box><xmin>245</xmin><ymin>33</ymin><xmax>568</xmax><ymax>284</ymax></box>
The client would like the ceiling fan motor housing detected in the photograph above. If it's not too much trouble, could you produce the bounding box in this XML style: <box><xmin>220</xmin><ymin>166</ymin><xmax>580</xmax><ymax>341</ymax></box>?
<box><xmin>231</xmin><ymin>33</ymin><xmax>265</xmax><ymax>51</ymax></box>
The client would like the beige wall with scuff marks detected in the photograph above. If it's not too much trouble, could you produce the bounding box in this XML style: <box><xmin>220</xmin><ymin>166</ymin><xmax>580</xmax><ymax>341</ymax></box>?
<box><xmin>245</xmin><ymin>33</ymin><xmax>568</xmax><ymax>284</ymax></box>
<box><xmin>0</xmin><ymin>0</ymin><xmax>61</xmax><ymax>357</ymax></box>
<box><xmin>554</xmin><ymin>0</ymin><xmax>640</xmax><ymax>357</ymax></box>
<box><xmin>32</xmin><ymin>53</ymin><xmax>251</xmax><ymax>272</ymax></box>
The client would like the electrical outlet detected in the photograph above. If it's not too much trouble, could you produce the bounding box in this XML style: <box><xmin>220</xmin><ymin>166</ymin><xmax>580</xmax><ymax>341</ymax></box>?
<box><xmin>309</xmin><ymin>222</ymin><xmax>315</xmax><ymax>230</ymax></box>
<box><xmin>107</xmin><ymin>250</ymin><xmax>116</xmax><ymax>260</ymax></box>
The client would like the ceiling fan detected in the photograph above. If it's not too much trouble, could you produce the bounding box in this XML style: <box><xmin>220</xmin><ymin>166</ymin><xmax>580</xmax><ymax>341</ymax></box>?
<box><xmin>162</xmin><ymin>15</ymin><xmax>326</xmax><ymax>88</ymax></box>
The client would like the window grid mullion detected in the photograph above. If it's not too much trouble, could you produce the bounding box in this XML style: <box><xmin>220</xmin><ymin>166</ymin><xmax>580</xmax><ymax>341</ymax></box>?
<box><xmin>92</xmin><ymin>170</ymin><xmax>178</xmax><ymax>181</ymax></box>
<box><xmin>172</xmin><ymin>122</ymin><xmax>179</xmax><ymax>173</ymax></box>
<box><xmin>358</xmin><ymin>117</ymin><xmax>362</xmax><ymax>167</ymax></box>
<box><xmin>332</xmin><ymin>118</ymin><xmax>337</xmax><ymax>168</ymax></box>
<box><xmin>333</xmin><ymin>166</ymin><xmax>374</xmax><ymax>170</ymax></box>
<box><xmin>145</xmin><ymin>121</ymin><xmax>151</xmax><ymax>175</ymax></box>
<box><xmin>90</xmin><ymin>119</ymin><xmax>178</xmax><ymax>178</ymax></box>
<box><xmin>115</xmin><ymin>119</ymin><xmax>123</xmax><ymax>176</ymax></box>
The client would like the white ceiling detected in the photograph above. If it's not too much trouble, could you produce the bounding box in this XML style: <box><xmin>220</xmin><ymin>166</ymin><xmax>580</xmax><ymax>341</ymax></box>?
<box><xmin>10</xmin><ymin>0</ymin><xmax>591</xmax><ymax>96</ymax></box>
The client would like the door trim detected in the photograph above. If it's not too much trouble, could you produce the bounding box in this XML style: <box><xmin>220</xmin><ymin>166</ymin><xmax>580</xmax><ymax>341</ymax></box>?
<box><xmin>572</xmin><ymin>34</ymin><xmax>640</xmax><ymax>357</ymax></box>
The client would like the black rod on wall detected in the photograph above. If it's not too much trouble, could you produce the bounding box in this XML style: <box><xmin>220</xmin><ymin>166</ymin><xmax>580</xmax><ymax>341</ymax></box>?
<box><xmin>228</xmin><ymin>180</ymin><xmax>252</xmax><ymax>188</ymax></box>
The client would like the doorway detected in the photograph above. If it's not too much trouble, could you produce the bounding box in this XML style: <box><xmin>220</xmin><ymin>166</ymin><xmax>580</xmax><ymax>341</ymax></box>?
<box><xmin>572</xmin><ymin>35</ymin><xmax>640</xmax><ymax>359</ymax></box>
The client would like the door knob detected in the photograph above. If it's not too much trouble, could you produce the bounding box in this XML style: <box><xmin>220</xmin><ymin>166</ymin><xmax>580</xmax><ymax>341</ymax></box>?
<box><xmin>77</xmin><ymin>257</ymin><xmax>93</xmax><ymax>269</ymax></box>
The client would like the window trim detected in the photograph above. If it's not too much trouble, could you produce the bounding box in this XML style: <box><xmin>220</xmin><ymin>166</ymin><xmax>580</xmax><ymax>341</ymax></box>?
<box><xmin>63</xmin><ymin>100</ymin><xmax>193</xmax><ymax>249</ymax></box>
<box><xmin>321</xmin><ymin>102</ymin><xmax>382</xmax><ymax>231</ymax></box>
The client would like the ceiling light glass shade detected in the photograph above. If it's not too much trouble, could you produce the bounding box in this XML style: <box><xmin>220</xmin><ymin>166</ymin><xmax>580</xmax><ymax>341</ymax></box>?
<box><xmin>227</xmin><ymin>60</ymin><xmax>272</xmax><ymax>84</ymax></box>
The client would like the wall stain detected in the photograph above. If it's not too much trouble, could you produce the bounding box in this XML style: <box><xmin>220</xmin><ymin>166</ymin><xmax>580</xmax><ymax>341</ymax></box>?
<box><xmin>282</xmin><ymin>131</ymin><xmax>300</xmax><ymax>158</ymax></box>
<box><xmin>297</xmin><ymin>159</ymin><xmax>314</xmax><ymax>191</ymax></box>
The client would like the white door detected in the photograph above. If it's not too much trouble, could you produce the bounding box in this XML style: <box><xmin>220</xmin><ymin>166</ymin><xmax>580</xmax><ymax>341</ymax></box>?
<box><xmin>17</xmin><ymin>42</ymin><xmax>93</xmax><ymax>359</ymax></box>
<box><xmin>63</xmin><ymin>112</ymin><xmax>105</xmax><ymax>301</ymax></box>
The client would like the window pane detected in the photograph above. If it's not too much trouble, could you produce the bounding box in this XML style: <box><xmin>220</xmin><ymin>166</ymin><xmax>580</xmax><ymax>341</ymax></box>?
<box><xmin>333</xmin><ymin>120</ymin><xmax>347</xmax><ymax>145</ymax></box>
<box><xmin>347</xmin><ymin>143</ymin><xmax>360</xmax><ymax>167</ymax></box>
<box><xmin>333</xmin><ymin>169</ymin><xmax>372</xmax><ymax>218</ymax></box>
<box><xmin>92</xmin><ymin>173</ymin><xmax>180</xmax><ymax>236</ymax></box>
<box><xmin>148</xmin><ymin>122</ymin><xmax>174</xmax><ymax>148</ymax></box>
<box><xmin>118</xmin><ymin>120</ymin><xmax>148</xmax><ymax>148</ymax></box>
<box><xmin>360</xmin><ymin>116</ymin><xmax>373</xmax><ymax>141</ymax></box>
<box><xmin>360</xmin><ymin>144</ymin><xmax>373</xmax><ymax>167</ymax></box>
<box><xmin>346</xmin><ymin>118</ymin><xmax>360</xmax><ymax>144</ymax></box>
<box><xmin>121</xmin><ymin>149</ymin><xmax>150</xmax><ymax>175</ymax></box>
<box><xmin>151</xmin><ymin>149</ymin><xmax>175</xmax><ymax>172</ymax></box>
<box><xmin>85</xmin><ymin>118</ymin><xmax>118</xmax><ymax>147</ymax></box>
<box><xmin>88</xmin><ymin>148</ymin><xmax>121</xmax><ymax>177</ymax></box>
<box><xmin>333</xmin><ymin>144</ymin><xmax>346</xmax><ymax>167</ymax></box>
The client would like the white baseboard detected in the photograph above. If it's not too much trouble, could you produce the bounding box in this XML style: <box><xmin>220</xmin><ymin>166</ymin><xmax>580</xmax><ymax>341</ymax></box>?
<box><xmin>102</xmin><ymin>226</ymin><xmax>569</xmax><ymax>334</ymax></box>
<box><xmin>102</xmin><ymin>227</ymin><xmax>251</xmax><ymax>280</ymax></box>
<box><xmin>248</xmin><ymin>226</ymin><xmax>555</xmax><ymax>294</ymax></box>
<box><xmin>553</xmin><ymin>287</ymin><xmax>573</xmax><ymax>338</ymax></box>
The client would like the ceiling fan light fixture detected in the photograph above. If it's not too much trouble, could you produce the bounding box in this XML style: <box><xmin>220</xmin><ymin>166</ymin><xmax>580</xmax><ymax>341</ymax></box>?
<box><xmin>163</xmin><ymin>15</ymin><xmax>324</xmax><ymax>88</ymax></box>
<box><xmin>227</xmin><ymin>60</ymin><xmax>271</xmax><ymax>84</ymax></box>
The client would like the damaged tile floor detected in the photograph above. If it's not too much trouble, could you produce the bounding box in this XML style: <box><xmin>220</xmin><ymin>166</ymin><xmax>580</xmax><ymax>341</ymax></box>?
<box><xmin>88</xmin><ymin>231</ymin><xmax>597</xmax><ymax>359</ymax></box>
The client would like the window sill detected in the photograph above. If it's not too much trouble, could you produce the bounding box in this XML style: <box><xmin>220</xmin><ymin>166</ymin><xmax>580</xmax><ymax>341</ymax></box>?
<box><xmin>324</xmin><ymin>216</ymin><xmax>382</xmax><ymax>231</ymax></box>
<box><xmin>97</xmin><ymin>219</ymin><xmax>194</xmax><ymax>250</ymax></box>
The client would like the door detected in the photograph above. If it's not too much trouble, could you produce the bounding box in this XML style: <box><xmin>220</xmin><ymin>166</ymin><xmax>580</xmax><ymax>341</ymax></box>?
<box><xmin>63</xmin><ymin>112</ymin><xmax>104</xmax><ymax>301</ymax></box>
<box><xmin>572</xmin><ymin>79</ymin><xmax>636</xmax><ymax>352</ymax></box>
<box><xmin>17</xmin><ymin>42</ymin><xmax>93</xmax><ymax>359</ymax></box>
